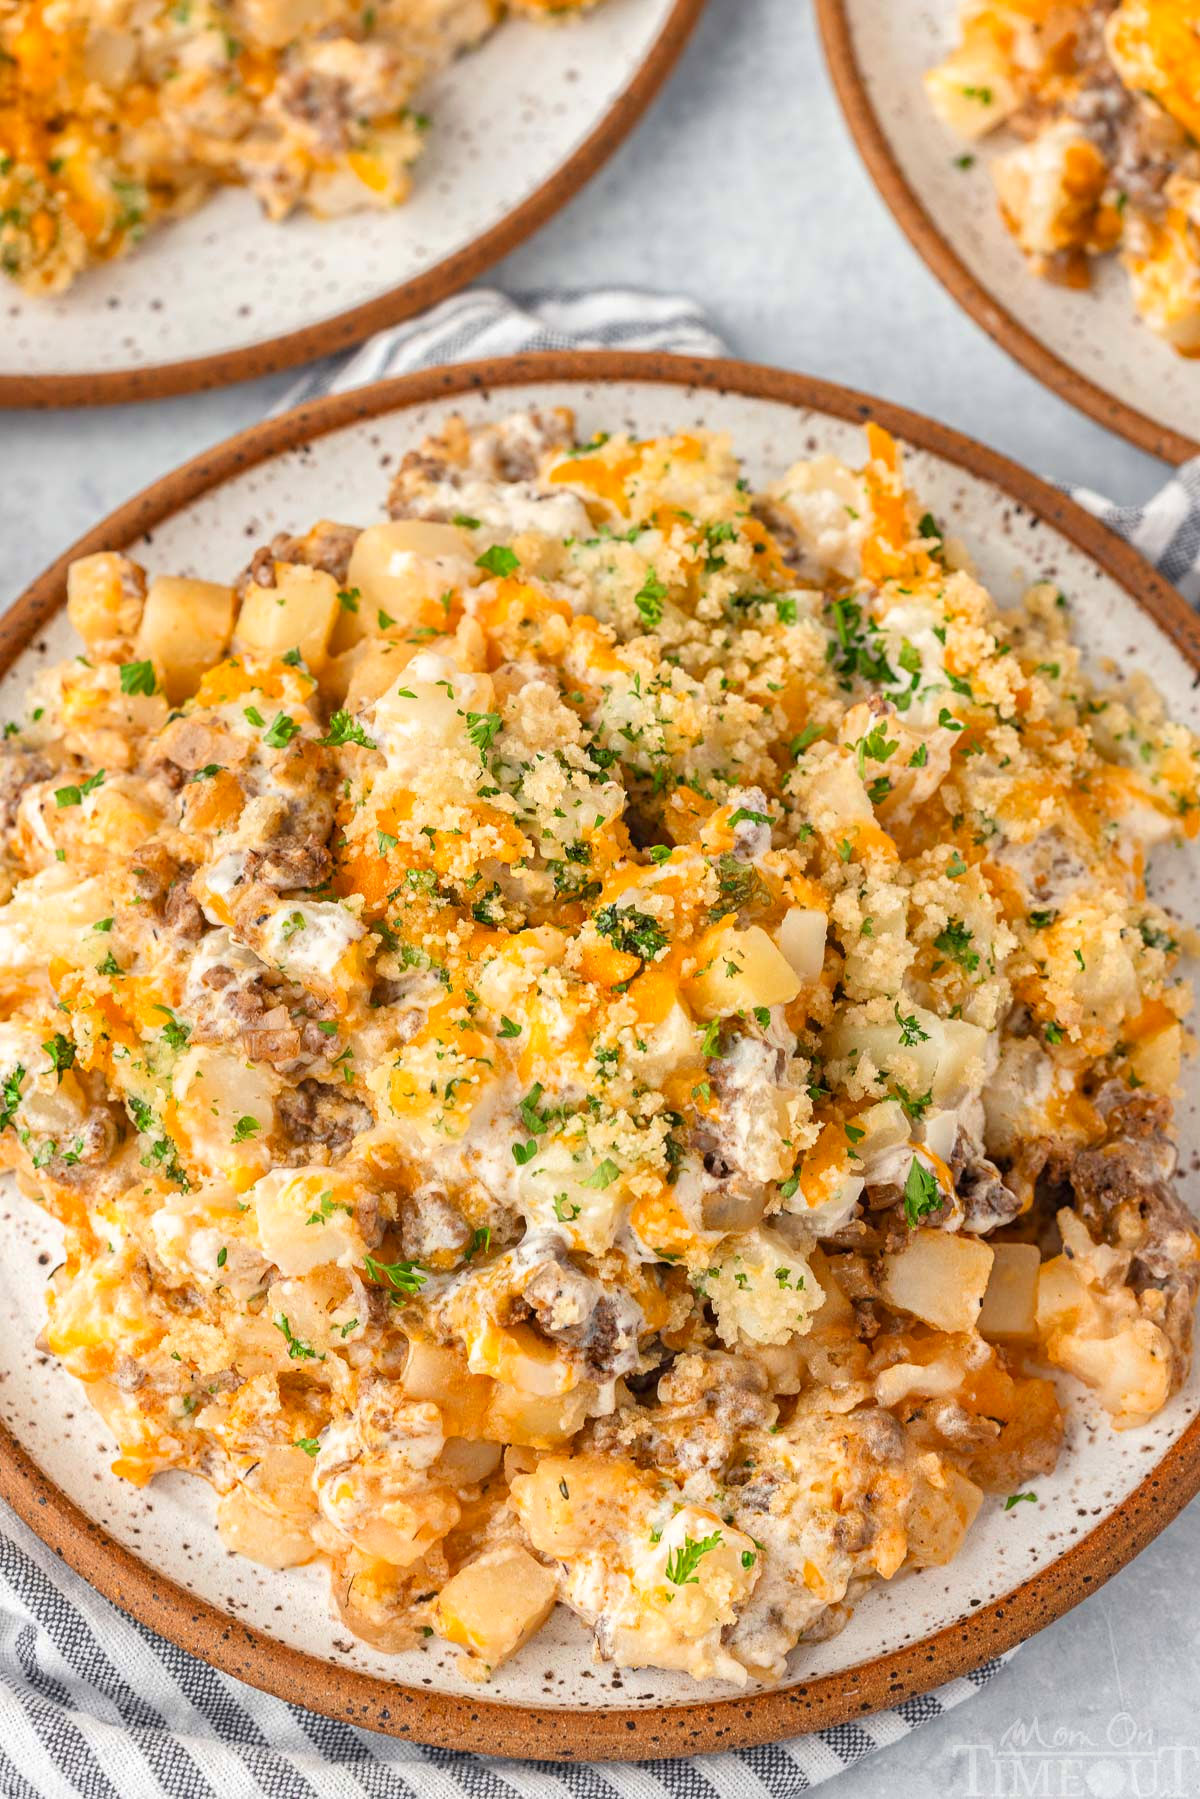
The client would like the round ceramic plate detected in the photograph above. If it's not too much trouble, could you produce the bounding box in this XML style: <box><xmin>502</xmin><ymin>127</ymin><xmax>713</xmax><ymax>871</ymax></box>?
<box><xmin>2</xmin><ymin>352</ymin><xmax>1199</xmax><ymax>1760</ymax></box>
<box><xmin>815</xmin><ymin>0</ymin><xmax>1200</xmax><ymax>466</ymax></box>
<box><xmin>0</xmin><ymin>0</ymin><xmax>702</xmax><ymax>409</ymax></box>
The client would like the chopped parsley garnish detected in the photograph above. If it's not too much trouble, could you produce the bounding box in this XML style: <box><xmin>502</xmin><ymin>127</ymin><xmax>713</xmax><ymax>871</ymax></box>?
<box><xmin>232</xmin><ymin>1115</ymin><xmax>260</xmax><ymax>1142</ymax></box>
<box><xmin>664</xmin><ymin>1531</ymin><xmax>722</xmax><ymax>1585</ymax></box>
<box><xmin>263</xmin><ymin>712</ymin><xmax>300</xmax><ymax>749</ymax></box>
<box><xmin>1004</xmin><ymin>1491</ymin><xmax>1038</xmax><ymax>1510</ymax></box>
<box><xmin>498</xmin><ymin>1015</ymin><xmax>522</xmax><ymax>1038</ymax></box>
<box><xmin>363</xmin><ymin>1254</ymin><xmax>426</xmax><ymax>1296</ymax></box>
<box><xmin>790</xmin><ymin>722</ymin><xmax>825</xmax><ymax>758</ymax></box>
<box><xmin>337</xmin><ymin>587</ymin><xmax>360</xmax><ymax>613</ymax></box>
<box><xmin>320</xmin><ymin>709</ymin><xmax>375</xmax><ymax>748</ymax></box>
<box><xmin>41</xmin><ymin>1034</ymin><xmax>75</xmax><ymax>1082</ymax></box>
<box><xmin>119</xmin><ymin>660</ymin><xmax>157</xmax><ymax>696</ymax></box>
<box><xmin>933</xmin><ymin>918</ymin><xmax>980</xmax><ymax>973</ymax></box>
<box><xmin>893</xmin><ymin>1081</ymin><xmax>933</xmax><ymax>1122</ymax></box>
<box><xmin>903</xmin><ymin>1156</ymin><xmax>942</xmax><ymax>1226</ymax></box>
<box><xmin>594</xmin><ymin>903</ymin><xmax>668</xmax><ymax>961</ymax></box>
<box><xmin>709</xmin><ymin>852</ymin><xmax>770</xmax><ymax>920</ymax></box>
<box><xmin>0</xmin><ymin>1065</ymin><xmax>25</xmax><ymax>1132</ymax></box>
<box><xmin>466</xmin><ymin>710</ymin><xmax>502</xmax><ymax>755</ymax></box>
<box><xmin>894</xmin><ymin>1002</ymin><xmax>929</xmax><ymax>1046</ymax></box>
<box><xmin>156</xmin><ymin>1008</ymin><xmax>190</xmax><ymax>1051</ymax></box>
<box><xmin>465</xmin><ymin>1226</ymin><xmax>491</xmax><ymax>1260</ymax></box>
<box><xmin>274</xmin><ymin>1314</ymin><xmax>323</xmax><ymax>1361</ymax></box>
<box><xmin>305</xmin><ymin>1190</ymin><xmax>351</xmax><ymax>1226</ymax></box>
<box><xmin>1139</xmin><ymin>919</ymin><xmax>1178</xmax><ymax>953</ymax></box>
<box><xmin>634</xmin><ymin>569</ymin><xmax>668</xmax><ymax>630</ymax></box>
<box><xmin>582</xmin><ymin>1157</ymin><xmax>620</xmax><ymax>1189</ymax></box>
<box><xmin>475</xmin><ymin>545</ymin><xmax>519</xmax><ymax>578</ymax></box>
<box><xmin>55</xmin><ymin>769</ymin><xmax>104</xmax><ymax>807</ymax></box>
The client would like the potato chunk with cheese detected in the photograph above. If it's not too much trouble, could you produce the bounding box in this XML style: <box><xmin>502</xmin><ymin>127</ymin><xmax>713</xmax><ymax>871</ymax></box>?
<box><xmin>432</xmin><ymin>1546</ymin><xmax>557</xmax><ymax>1677</ymax></box>
<box><xmin>136</xmin><ymin>575</ymin><xmax>236</xmax><ymax>703</ymax></box>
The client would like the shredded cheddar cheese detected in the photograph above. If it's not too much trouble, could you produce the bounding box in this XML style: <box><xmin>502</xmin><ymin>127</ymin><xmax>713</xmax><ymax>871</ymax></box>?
<box><xmin>927</xmin><ymin>0</ymin><xmax>1200</xmax><ymax>353</ymax></box>
<box><xmin>0</xmin><ymin>0</ymin><xmax>603</xmax><ymax>293</ymax></box>
<box><xmin>0</xmin><ymin>405</ymin><xmax>1196</xmax><ymax>1686</ymax></box>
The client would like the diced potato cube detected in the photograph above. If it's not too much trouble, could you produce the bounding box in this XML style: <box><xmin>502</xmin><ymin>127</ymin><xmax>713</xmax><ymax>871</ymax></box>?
<box><xmin>136</xmin><ymin>575</ymin><xmax>236</xmax><ymax>704</ymax></box>
<box><xmin>1130</xmin><ymin>1022</ymin><xmax>1182</xmax><ymax>1095</ymax></box>
<box><xmin>775</xmin><ymin>905</ymin><xmax>827</xmax><ymax>981</ymax></box>
<box><xmin>688</xmin><ymin>923</ymin><xmax>802</xmax><ymax>1018</ymax></box>
<box><xmin>978</xmin><ymin>1242</ymin><xmax>1041</xmax><ymax>1344</ymax></box>
<box><xmin>251</xmin><ymin>1168</ymin><xmax>363</xmax><ymax>1277</ymax></box>
<box><xmin>484</xmin><ymin>1381</ymin><xmax>594</xmax><ymax>1448</ymax></box>
<box><xmin>436</xmin><ymin>1438</ymin><xmax>503</xmax><ymax>1485</ymax></box>
<box><xmin>345</xmin><ymin>520</ymin><xmax>476</xmax><ymax>639</ymax></box>
<box><xmin>906</xmin><ymin>1465</ymin><xmax>983</xmax><ymax>1567</ymax></box>
<box><xmin>432</xmin><ymin>1546</ymin><xmax>557</xmax><ymax>1675</ymax></box>
<box><xmin>66</xmin><ymin>551</ymin><xmax>145</xmax><ymax>653</ymax></box>
<box><xmin>402</xmin><ymin>1338</ymin><xmax>494</xmax><ymax>1437</ymax></box>
<box><xmin>217</xmin><ymin>1487</ymin><xmax>318</xmax><ymax>1568</ymax></box>
<box><xmin>472</xmin><ymin>1320</ymin><xmax>576</xmax><ymax>1397</ymax></box>
<box><xmin>344</xmin><ymin>640</ymin><xmax>417</xmax><ymax>709</ymax></box>
<box><xmin>806</xmin><ymin>1246</ymin><xmax>855</xmax><ymax>1325</ymax></box>
<box><xmin>924</xmin><ymin>42</ymin><xmax>1021</xmax><ymax>139</ymax></box>
<box><xmin>80</xmin><ymin>784</ymin><xmax>161</xmax><ymax>856</ymax></box>
<box><xmin>240</xmin><ymin>0</ymin><xmax>330</xmax><ymax>48</ymax></box>
<box><xmin>932</xmin><ymin>1017</ymin><xmax>988</xmax><ymax>1104</ymax></box>
<box><xmin>826</xmin><ymin>1007</ymin><xmax>982</xmax><ymax>1100</ymax></box>
<box><xmin>234</xmin><ymin>564</ymin><xmax>339</xmax><ymax>674</ymax></box>
<box><xmin>881</xmin><ymin>1229</ymin><xmax>994</xmax><ymax>1333</ymax></box>
<box><xmin>215</xmin><ymin>1447</ymin><xmax>318</xmax><ymax>1569</ymax></box>
<box><xmin>851</xmin><ymin>1099</ymin><xmax>910</xmax><ymax>1161</ymax></box>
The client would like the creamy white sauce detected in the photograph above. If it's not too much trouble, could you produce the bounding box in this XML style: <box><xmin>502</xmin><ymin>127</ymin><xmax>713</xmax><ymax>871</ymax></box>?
<box><xmin>260</xmin><ymin>899</ymin><xmax>363</xmax><ymax>982</ymax></box>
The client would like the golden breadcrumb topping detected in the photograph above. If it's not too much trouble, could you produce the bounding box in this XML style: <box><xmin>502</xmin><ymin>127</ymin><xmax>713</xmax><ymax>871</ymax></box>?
<box><xmin>1</xmin><ymin>407</ymin><xmax>1197</xmax><ymax>1685</ymax></box>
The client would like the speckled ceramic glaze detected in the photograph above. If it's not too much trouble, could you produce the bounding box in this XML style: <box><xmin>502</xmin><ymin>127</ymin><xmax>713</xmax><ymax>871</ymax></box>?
<box><xmin>816</xmin><ymin>0</ymin><xmax>1200</xmax><ymax>466</ymax></box>
<box><xmin>1</xmin><ymin>355</ymin><xmax>1198</xmax><ymax>1760</ymax></box>
<box><xmin>0</xmin><ymin>0</ymin><xmax>701</xmax><ymax>407</ymax></box>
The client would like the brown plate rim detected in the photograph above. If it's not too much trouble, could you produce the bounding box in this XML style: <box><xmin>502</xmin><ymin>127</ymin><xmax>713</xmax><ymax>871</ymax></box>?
<box><xmin>0</xmin><ymin>0</ymin><xmax>704</xmax><ymax>411</ymax></box>
<box><xmin>813</xmin><ymin>0</ymin><xmax>1200</xmax><ymax>468</ymax></box>
<box><xmin>3</xmin><ymin>349</ymin><xmax>1200</xmax><ymax>1761</ymax></box>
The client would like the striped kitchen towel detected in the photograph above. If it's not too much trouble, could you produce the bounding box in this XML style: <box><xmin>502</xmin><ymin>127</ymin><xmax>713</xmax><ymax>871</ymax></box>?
<box><xmin>3</xmin><ymin>284</ymin><xmax>1198</xmax><ymax>1799</ymax></box>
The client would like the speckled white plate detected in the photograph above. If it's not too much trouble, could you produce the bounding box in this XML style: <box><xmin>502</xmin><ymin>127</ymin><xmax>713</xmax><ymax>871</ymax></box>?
<box><xmin>0</xmin><ymin>0</ymin><xmax>702</xmax><ymax>408</ymax></box>
<box><xmin>816</xmin><ymin>0</ymin><xmax>1200</xmax><ymax>465</ymax></box>
<box><xmin>1</xmin><ymin>354</ymin><xmax>1198</xmax><ymax>1759</ymax></box>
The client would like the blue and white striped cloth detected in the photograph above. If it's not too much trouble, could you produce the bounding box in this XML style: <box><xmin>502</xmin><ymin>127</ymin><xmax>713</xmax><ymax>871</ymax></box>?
<box><xmin>3</xmin><ymin>286</ymin><xmax>1198</xmax><ymax>1798</ymax></box>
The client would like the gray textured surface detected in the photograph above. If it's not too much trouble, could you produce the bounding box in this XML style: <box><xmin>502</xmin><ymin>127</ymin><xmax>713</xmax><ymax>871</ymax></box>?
<box><xmin>0</xmin><ymin>0</ymin><xmax>1195</xmax><ymax>1788</ymax></box>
